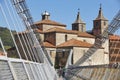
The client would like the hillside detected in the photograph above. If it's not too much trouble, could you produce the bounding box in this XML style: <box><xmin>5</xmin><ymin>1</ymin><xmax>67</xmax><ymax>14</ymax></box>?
<box><xmin>0</xmin><ymin>27</ymin><xmax>15</xmax><ymax>50</ymax></box>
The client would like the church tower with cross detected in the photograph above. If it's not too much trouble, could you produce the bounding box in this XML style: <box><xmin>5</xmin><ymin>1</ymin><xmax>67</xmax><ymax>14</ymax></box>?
<box><xmin>92</xmin><ymin>4</ymin><xmax>108</xmax><ymax>36</ymax></box>
<box><xmin>72</xmin><ymin>9</ymin><xmax>86</xmax><ymax>32</ymax></box>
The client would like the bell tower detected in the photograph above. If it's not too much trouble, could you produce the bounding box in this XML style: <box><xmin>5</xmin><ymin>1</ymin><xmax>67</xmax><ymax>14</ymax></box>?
<box><xmin>72</xmin><ymin>9</ymin><xmax>86</xmax><ymax>32</ymax></box>
<box><xmin>92</xmin><ymin>4</ymin><xmax>108</xmax><ymax>36</ymax></box>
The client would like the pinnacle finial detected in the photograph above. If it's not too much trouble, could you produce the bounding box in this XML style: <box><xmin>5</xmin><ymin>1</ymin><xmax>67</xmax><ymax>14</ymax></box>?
<box><xmin>78</xmin><ymin>8</ymin><xmax>80</xmax><ymax>14</ymax></box>
<box><xmin>95</xmin><ymin>4</ymin><xmax>107</xmax><ymax>20</ymax></box>
<box><xmin>100</xmin><ymin>3</ymin><xmax>102</xmax><ymax>10</ymax></box>
<box><xmin>74</xmin><ymin>9</ymin><xmax>84</xmax><ymax>23</ymax></box>
<box><xmin>78</xmin><ymin>8</ymin><xmax>80</xmax><ymax>12</ymax></box>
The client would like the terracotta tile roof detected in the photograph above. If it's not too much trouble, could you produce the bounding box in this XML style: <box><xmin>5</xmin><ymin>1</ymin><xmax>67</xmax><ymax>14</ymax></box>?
<box><xmin>43</xmin><ymin>42</ymin><xmax>55</xmax><ymax>48</ymax></box>
<box><xmin>109</xmin><ymin>35</ymin><xmax>120</xmax><ymax>40</ymax></box>
<box><xmin>44</xmin><ymin>27</ymin><xmax>95</xmax><ymax>38</ymax></box>
<box><xmin>34</xmin><ymin>29</ymin><xmax>43</xmax><ymax>33</ymax></box>
<box><xmin>78</xmin><ymin>32</ymin><xmax>95</xmax><ymax>38</ymax></box>
<box><xmin>35</xmin><ymin>20</ymin><xmax>66</xmax><ymax>27</ymax></box>
<box><xmin>44</xmin><ymin>27</ymin><xmax>78</xmax><ymax>34</ymax></box>
<box><xmin>57</xmin><ymin>38</ymin><xmax>93</xmax><ymax>48</ymax></box>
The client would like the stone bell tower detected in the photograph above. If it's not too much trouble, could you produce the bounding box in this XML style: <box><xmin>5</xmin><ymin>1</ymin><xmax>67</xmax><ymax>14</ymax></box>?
<box><xmin>92</xmin><ymin>5</ymin><xmax>108</xmax><ymax>36</ymax></box>
<box><xmin>72</xmin><ymin>10</ymin><xmax>86</xmax><ymax>32</ymax></box>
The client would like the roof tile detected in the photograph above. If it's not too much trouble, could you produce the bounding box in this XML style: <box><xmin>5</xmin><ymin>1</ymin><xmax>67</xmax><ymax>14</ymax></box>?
<box><xmin>43</xmin><ymin>42</ymin><xmax>55</xmax><ymax>48</ymax></box>
<box><xmin>109</xmin><ymin>35</ymin><xmax>120</xmax><ymax>40</ymax></box>
<box><xmin>35</xmin><ymin>20</ymin><xmax>66</xmax><ymax>26</ymax></box>
<box><xmin>44</xmin><ymin>27</ymin><xmax>94</xmax><ymax>38</ymax></box>
<box><xmin>57</xmin><ymin>38</ymin><xmax>93</xmax><ymax>48</ymax></box>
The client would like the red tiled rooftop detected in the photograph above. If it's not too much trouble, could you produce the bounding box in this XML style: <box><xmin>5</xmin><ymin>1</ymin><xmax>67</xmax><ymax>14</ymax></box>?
<box><xmin>57</xmin><ymin>38</ymin><xmax>93</xmax><ymax>48</ymax></box>
<box><xmin>109</xmin><ymin>35</ymin><xmax>120</xmax><ymax>40</ymax></box>
<box><xmin>43</xmin><ymin>42</ymin><xmax>55</xmax><ymax>48</ymax></box>
<box><xmin>34</xmin><ymin>29</ymin><xmax>43</xmax><ymax>33</ymax></box>
<box><xmin>78</xmin><ymin>32</ymin><xmax>95</xmax><ymax>38</ymax></box>
<box><xmin>44</xmin><ymin>27</ymin><xmax>78</xmax><ymax>34</ymax></box>
<box><xmin>35</xmin><ymin>20</ymin><xmax>66</xmax><ymax>27</ymax></box>
<box><xmin>44</xmin><ymin>27</ymin><xmax>94</xmax><ymax>38</ymax></box>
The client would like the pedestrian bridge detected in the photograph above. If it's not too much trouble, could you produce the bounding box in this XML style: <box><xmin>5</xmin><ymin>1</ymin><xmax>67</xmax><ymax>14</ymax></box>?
<box><xmin>0</xmin><ymin>0</ymin><xmax>120</xmax><ymax>80</ymax></box>
<box><xmin>0</xmin><ymin>56</ymin><xmax>57</xmax><ymax>80</ymax></box>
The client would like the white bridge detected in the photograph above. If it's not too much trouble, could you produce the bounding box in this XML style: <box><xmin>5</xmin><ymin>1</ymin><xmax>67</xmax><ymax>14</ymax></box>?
<box><xmin>0</xmin><ymin>0</ymin><xmax>120</xmax><ymax>80</ymax></box>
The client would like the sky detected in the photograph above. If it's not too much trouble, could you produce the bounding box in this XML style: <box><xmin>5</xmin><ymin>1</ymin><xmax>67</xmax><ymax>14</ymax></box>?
<box><xmin>0</xmin><ymin>0</ymin><xmax>119</xmax><ymax>31</ymax></box>
<box><xmin>26</xmin><ymin>0</ymin><xmax>120</xmax><ymax>31</ymax></box>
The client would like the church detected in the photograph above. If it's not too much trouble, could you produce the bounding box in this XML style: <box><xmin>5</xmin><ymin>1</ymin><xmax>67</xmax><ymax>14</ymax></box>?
<box><xmin>33</xmin><ymin>6</ymin><xmax>110</xmax><ymax>68</ymax></box>
<box><xmin>7</xmin><ymin>5</ymin><xmax>120</xmax><ymax>69</ymax></box>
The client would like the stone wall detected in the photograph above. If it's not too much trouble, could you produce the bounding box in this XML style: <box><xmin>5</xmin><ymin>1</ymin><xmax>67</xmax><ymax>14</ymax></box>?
<box><xmin>56</xmin><ymin>33</ymin><xmax>66</xmax><ymax>45</ymax></box>
<box><xmin>77</xmin><ymin>37</ymin><xmax>95</xmax><ymax>44</ymax></box>
<box><xmin>73</xmin><ymin>47</ymin><xmax>109</xmax><ymax>66</ymax></box>
<box><xmin>67</xmin><ymin>34</ymin><xmax>78</xmax><ymax>41</ymax></box>
<box><xmin>46</xmin><ymin>48</ymin><xmax>56</xmax><ymax>66</ymax></box>
<box><xmin>44</xmin><ymin>32</ymin><xmax>56</xmax><ymax>45</ymax></box>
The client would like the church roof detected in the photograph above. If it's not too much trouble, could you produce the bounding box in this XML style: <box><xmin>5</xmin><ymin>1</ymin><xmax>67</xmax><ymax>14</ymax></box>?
<box><xmin>44</xmin><ymin>27</ymin><xmax>94</xmax><ymax>38</ymax></box>
<box><xmin>78</xmin><ymin>32</ymin><xmax>95</xmax><ymax>38</ymax></box>
<box><xmin>57</xmin><ymin>38</ymin><xmax>93</xmax><ymax>48</ymax></box>
<box><xmin>43</xmin><ymin>42</ymin><xmax>55</xmax><ymax>48</ymax></box>
<box><xmin>35</xmin><ymin>20</ymin><xmax>66</xmax><ymax>26</ymax></box>
<box><xmin>44</xmin><ymin>27</ymin><xmax>78</xmax><ymax>34</ymax></box>
<box><xmin>109</xmin><ymin>35</ymin><xmax>120</xmax><ymax>40</ymax></box>
<box><xmin>34</xmin><ymin>29</ymin><xmax>44</xmax><ymax>33</ymax></box>
<box><xmin>95</xmin><ymin>5</ymin><xmax>108</xmax><ymax>20</ymax></box>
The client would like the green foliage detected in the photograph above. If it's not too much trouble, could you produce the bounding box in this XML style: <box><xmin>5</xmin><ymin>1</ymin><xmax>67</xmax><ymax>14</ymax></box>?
<box><xmin>0</xmin><ymin>27</ymin><xmax>16</xmax><ymax>50</ymax></box>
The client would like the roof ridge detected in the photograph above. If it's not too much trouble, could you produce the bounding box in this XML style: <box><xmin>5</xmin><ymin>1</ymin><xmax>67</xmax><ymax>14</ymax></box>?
<box><xmin>57</xmin><ymin>38</ymin><xmax>93</xmax><ymax>48</ymax></box>
<box><xmin>35</xmin><ymin>19</ymin><xmax>66</xmax><ymax>26</ymax></box>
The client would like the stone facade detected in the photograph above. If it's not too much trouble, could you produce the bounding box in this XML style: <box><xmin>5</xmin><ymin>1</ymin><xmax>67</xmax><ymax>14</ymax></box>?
<box><xmin>35</xmin><ymin>8</ymin><xmax>109</xmax><ymax>67</ymax></box>
<box><xmin>9</xmin><ymin>7</ymin><xmax>111</xmax><ymax>68</ymax></box>
<box><xmin>73</xmin><ymin>47</ymin><xmax>106</xmax><ymax>66</ymax></box>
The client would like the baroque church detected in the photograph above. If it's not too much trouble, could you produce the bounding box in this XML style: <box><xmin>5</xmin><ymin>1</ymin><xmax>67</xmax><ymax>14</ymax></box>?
<box><xmin>7</xmin><ymin>6</ymin><xmax>120</xmax><ymax>68</ymax></box>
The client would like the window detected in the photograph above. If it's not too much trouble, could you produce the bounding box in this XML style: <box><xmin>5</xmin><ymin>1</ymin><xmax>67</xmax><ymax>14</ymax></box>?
<box><xmin>96</xmin><ymin>22</ymin><xmax>98</xmax><ymax>26</ymax></box>
<box><xmin>81</xmin><ymin>25</ymin><xmax>84</xmax><ymax>32</ymax></box>
<box><xmin>83</xmin><ymin>40</ymin><xmax>86</xmax><ymax>42</ymax></box>
<box><xmin>104</xmin><ymin>21</ymin><xmax>106</xmax><ymax>26</ymax></box>
<box><xmin>65</xmin><ymin>34</ymin><xmax>67</xmax><ymax>41</ymax></box>
<box><xmin>63</xmin><ymin>51</ymin><xmax>65</xmax><ymax>57</ymax></box>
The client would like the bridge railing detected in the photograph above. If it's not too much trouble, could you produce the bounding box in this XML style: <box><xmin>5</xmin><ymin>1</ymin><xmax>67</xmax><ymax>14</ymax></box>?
<box><xmin>0</xmin><ymin>56</ymin><xmax>58</xmax><ymax>80</ymax></box>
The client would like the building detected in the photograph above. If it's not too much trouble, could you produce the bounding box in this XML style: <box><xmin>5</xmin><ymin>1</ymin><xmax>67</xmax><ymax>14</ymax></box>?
<box><xmin>8</xmin><ymin>5</ymin><xmax>119</xmax><ymax>68</ymax></box>
<box><xmin>33</xmin><ymin>6</ymin><xmax>109</xmax><ymax>68</ymax></box>
<box><xmin>109</xmin><ymin>35</ymin><xmax>120</xmax><ymax>64</ymax></box>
